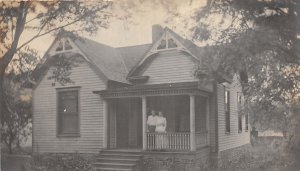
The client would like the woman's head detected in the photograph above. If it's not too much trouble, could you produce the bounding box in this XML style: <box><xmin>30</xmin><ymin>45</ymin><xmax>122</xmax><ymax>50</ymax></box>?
<box><xmin>158</xmin><ymin>111</ymin><xmax>163</xmax><ymax>117</ymax></box>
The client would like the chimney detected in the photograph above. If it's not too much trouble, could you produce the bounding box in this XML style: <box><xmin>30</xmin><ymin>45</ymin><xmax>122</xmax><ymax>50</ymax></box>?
<box><xmin>152</xmin><ymin>24</ymin><xmax>163</xmax><ymax>43</ymax></box>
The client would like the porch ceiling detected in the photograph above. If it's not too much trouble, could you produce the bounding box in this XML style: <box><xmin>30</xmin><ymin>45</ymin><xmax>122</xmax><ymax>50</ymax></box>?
<box><xmin>93</xmin><ymin>82</ymin><xmax>212</xmax><ymax>98</ymax></box>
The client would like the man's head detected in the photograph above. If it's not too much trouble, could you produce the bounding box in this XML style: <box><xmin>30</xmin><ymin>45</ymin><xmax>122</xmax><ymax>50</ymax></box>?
<box><xmin>151</xmin><ymin>109</ymin><xmax>156</xmax><ymax>116</ymax></box>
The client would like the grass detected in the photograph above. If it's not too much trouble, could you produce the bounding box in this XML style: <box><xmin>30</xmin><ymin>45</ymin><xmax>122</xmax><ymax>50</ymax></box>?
<box><xmin>216</xmin><ymin>137</ymin><xmax>300</xmax><ymax>171</ymax></box>
<box><xmin>1</xmin><ymin>139</ymin><xmax>299</xmax><ymax>171</ymax></box>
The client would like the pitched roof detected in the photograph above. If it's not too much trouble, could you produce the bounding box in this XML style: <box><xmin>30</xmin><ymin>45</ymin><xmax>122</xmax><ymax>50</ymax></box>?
<box><xmin>73</xmin><ymin>37</ymin><xmax>129</xmax><ymax>83</ymax></box>
<box><xmin>35</xmin><ymin>27</ymin><xmax>210</xmax><ymax>85</ymax></box>
<box><xmin>116</xmin><ymin>44</ymin><xmax>152</xmax><ymax>71</ymax></box>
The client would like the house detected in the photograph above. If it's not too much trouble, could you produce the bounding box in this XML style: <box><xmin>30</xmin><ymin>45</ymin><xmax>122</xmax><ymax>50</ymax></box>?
<box><xmin>32</xmin><ymin>25</ymin><xmax>250</xmax><ymax>171</ymax></box>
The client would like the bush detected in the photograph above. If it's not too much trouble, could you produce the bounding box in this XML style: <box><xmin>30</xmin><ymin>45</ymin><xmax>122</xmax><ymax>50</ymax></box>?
<box><xmin>32</xmin><ymin>153</ymin><xmax>94</xmax><ymax>171</ymax></box>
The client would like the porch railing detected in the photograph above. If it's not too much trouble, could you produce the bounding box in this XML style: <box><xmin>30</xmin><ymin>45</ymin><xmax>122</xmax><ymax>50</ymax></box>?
<box><xmin>146</xmin><ymin>132</ymin><xmax>190</xmax><ymax>150</ymax></box>
<box><xmin>195</xmin><ymin>131</ymin><xmax>208</xmax><ymax>148</ymax></box>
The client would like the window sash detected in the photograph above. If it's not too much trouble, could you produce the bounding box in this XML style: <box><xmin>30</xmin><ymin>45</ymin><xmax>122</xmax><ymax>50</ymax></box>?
<box><xmin>57</xmin><ymin>89</ymin><xmax>79</xmax><ymax>136</ymax></box>
<box><xmin>245</xmin><ymin>114</ymin><xmax>249</xmax><ymax>131</ymax></box>
<box><xmin>225</xmin><ymin>90</ymin><xmax>230</xmax><ymax>133</ymax></box>
<box><xmin>238</xmin><ymin>115</ymin><xmax>242</xmax><ymax>132</ymax></box>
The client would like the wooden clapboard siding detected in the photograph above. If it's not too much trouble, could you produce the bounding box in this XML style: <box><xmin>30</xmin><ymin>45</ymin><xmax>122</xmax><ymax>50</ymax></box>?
<box><xmin>33</xmin><ymin>55</ymin><xmax>105</xmax><ymax>153</ymax></box>
<box><xmin>217</xmin><ymin>74</ymin><xmax>250</xmax><ymax>152</ymax></box>
<box><xmin>140</xmin><ymin>50</ymin><xmax>199</xmax><ymax>84</ymax></box>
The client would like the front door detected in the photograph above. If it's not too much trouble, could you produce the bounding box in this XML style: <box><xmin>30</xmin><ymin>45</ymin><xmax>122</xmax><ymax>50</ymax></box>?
<box><xmin>115</xmin><ymin>98</ymin><xmax>142</xmax><ymax>149</ymax></box>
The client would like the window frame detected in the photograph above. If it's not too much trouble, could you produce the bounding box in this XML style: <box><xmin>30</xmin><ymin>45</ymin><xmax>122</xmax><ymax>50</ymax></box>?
<box><xmin>238</xmin><ymin>114</ymin><xmax>242</xmax><ymax>133</ymax></box>
<box><xmin>237</xmin><ymin>92</ymin><xmax>243</xmax><ymax>133</ymax></box>
<box><xmin>245</xmin><ymin>114</ymin><xmax>249</xmax><ymax>132</ymax></box>
<box><xmin>225</xmin><ymin>89</ymin><xmax>231</xmax><ymax>134</ymax></box>
<box><xmin>56</xmin><ymin>87</ymin><xmax>81</xmax><ymax>137</ymax></box>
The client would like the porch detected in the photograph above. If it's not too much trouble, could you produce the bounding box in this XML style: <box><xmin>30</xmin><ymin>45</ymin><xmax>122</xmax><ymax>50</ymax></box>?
<box><xmin>94</xmin><ymin>82</ymin><xmax>212</xmax><ymax>152</ymax></box>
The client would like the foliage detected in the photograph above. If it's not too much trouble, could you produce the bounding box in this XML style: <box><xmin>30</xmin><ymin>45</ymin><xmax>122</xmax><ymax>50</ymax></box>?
<box><xmin>0</xmin><ymin>2</ymin><xmax>114</xmax><ymax>137</ymax></box>
<box><xmin>192</xmin><ymin>0</ymin><xmax>300</xmax><ymax>143</ymax></box>
<box><xmin>1</xmin><ymin>73</ymin><xmax>32</xmax><ymax>154</ymax></box>
<box><xmin>1</xmin><ymin>47</ymin><xmax>40</xmax><ymax>154</ymax></box>
<box><xmin>32</xmin><ymin>153</ymin><xmax>94</xmax><ymax>171</ymax></box>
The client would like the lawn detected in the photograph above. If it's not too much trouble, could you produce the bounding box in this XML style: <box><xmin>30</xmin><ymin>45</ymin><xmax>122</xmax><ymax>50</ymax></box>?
<box><xmin>1</xmin><ymin>139</ymin><xmax>299</xmax><ymax>171</ymax></box>
<box><xmin>216</xmin><ymin>138</ymin><xmax>300</xmax><ymax>171</ymax></box>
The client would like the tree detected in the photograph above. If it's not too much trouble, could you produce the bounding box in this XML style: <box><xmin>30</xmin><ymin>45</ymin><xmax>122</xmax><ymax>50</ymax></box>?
<box><xmin>0</xmin><ymin>0</ymin><xmax>113</xmax><ymax>123</ymax></box>
<box><xmin>192</xmin><ymin>0</ymin><xmax>300</xmax><ymax>148</ymax></box>
<box><xmin>1</xmin><ymin>48</ymin><xmax>39</xmax><ymax>154</ymax></box>
<box><xmin>0</xmin><ymin>1</ymin><xmax>114</xmax><ymax>159</ymax></box>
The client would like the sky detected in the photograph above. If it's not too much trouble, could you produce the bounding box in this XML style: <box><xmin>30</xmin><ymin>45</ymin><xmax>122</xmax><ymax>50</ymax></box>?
<box><xmin>20</xmin><ymin>0</ymin><xmax>207</xmax><ymax>56</ymax></box>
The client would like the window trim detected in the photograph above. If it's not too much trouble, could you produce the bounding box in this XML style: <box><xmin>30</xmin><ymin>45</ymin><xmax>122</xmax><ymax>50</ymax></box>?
<box><xmin>225</xmin><ymin>89</ymin><xmax>231</xmax><ymax>134</ymax></box>
<box><xmin>56</xmin><ymin>86</ymin><xmax>81</xmax><ymax>137</ymax></box>
<box><xmin>245</xmin><ymin>114</ymin><xmax>249</xmax><ymax>132</ymax></box>
<box><xmin>238</xmin><ymin>115</ymin><xmax>242</xmax><ymax>133</ymax></box>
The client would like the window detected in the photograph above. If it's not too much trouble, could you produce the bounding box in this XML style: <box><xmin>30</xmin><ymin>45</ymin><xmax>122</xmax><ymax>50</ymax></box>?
<box><xmin>225</xmin><ymin>90</ymin><xmax>230</xmax><ymax>133</ymax></box>
<box><xmin>237</xmin><ymin>92</ymin><xmax>243</xmax><ymax>133</ymax></box>
<box><xmin>55</xmin><ymin>41</ymin><xmax>63</xmax><ymax>51</ymax></box>
<box><xmin>64</xmin><ymin>40</ymin><xmax>73</xmax><ymax>50</ymax></box>
<box><xmin>57</xmin><ymin>88</ymin><xmax>79</xmax><ymax>136</ymax></box>
<box><xmin>237</xmin><ymin>92</ymin><xmax>242</xmax><ymax>106</ymax></box>
<box><xmin>245</xmin><ymin>114</ymin><xmax>249</xmax><ymax>131</ymax></box>
<box><xmin>156</xmin><ymin>33</ymin><xmax>179</xmax><ymax>50</ymax></box>
<box><xmin>238</xmin><ymin>115</ymin><xmax>242</xmax><ymax>133</ymax></box>
<box><xmin>55</xmin><ymin>38</ymin><xmax>73</xmax><ymax>52</ymax></box>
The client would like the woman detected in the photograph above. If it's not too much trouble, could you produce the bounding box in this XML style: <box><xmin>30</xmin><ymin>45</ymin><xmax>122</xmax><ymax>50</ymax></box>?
<box><xmin>155</xmin><ymin>111</ymin><xmax>167</xmax><ymax>149</ymax></box>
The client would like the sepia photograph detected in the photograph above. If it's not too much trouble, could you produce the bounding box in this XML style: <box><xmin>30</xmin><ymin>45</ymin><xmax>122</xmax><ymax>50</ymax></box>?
<box><xmin>0</xmin><ymin>0</ymin><xmax>299</xmax><ymax>170</ymax></box>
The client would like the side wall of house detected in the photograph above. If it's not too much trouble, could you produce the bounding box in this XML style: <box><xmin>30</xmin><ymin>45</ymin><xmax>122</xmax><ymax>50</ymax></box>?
<box><xmin>33</xmin><ymin>56</ymin><xmax>106</xmax><ymax>153</ymax></box>
<box><xmin>217</xmin><ymin>74</ymin><xmax>250</xmax><ymax>152</ymax></box>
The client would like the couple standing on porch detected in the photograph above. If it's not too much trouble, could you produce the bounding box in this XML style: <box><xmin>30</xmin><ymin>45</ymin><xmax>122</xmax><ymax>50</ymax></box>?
<box><xmin>147</xmin><ymin>109</ymin><xmax>167</xmax><ymax>133</ymax></box>
<box><xmin>147</xmin><ymin>109</ymin><xmax>167</xmax><ymax>149</ymax></box>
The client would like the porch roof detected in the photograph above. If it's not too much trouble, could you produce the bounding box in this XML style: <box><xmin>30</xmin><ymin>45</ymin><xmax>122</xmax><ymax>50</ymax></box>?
<box><xmin>93</xmin><ymin>82</ymin><xmax>212</xmax><ymax>98</ymax></box>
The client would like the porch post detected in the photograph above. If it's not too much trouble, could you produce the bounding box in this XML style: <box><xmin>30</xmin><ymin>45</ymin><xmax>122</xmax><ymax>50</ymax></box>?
<box><xmin>142</xmin><ymin>96</ymin><xmax>147</xmax><ymax>150</ymax></box>
<box><xmin>103</xmin><ymin>99</ymin><xmax>108</xmax><ymax>149</ymax></box>
<box><xmin>190</xmin><ymin>95</ymin><xmax>196</xmax><ymax>151</ymax></box>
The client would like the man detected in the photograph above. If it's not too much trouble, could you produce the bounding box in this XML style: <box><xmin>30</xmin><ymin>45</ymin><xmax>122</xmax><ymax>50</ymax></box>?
<box><xmin>147</xmin><ymin>109</ymin><xmax>157</xmax><ymax>149</ymax></box>
<box><xmin>147</xmin><ymin>109</ymin><xmax>157</xmax><ymax>132</ymax></box>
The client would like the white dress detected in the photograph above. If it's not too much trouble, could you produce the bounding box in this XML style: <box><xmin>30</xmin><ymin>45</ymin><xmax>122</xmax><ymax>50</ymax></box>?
<box><xmin>155</xmin><ymin>116</ymin><xmax>167</xmax><ymax>149</ymax></box>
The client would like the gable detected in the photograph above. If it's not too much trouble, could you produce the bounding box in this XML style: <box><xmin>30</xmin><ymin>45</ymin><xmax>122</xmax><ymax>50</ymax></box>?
<box><xmin>137</xmin><ymin>50</ymin><xmax>199</xmax><ymax>85</ymax></box>
<box><xmin>128</xmin><ymin>28</ymin><xmax>201</xmax><ymax>78</ymax></box>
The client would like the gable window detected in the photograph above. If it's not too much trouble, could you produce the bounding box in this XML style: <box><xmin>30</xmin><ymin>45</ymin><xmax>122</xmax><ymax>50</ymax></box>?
<box><xmin>55</xmin><ymin>38</ymin><xmax>73</xmax><ymax>52</ymax></box>
<box><xmin>168</xmin><ymin>38</ymin><xmax>178</xmax><ymax>48</ymax></box>
<box><xmin>245</xmin><ymin>114</ymin><xmax>249</xmax><ymax>131</ymax></box>
<box><xmin>225</xmin><ymin>90</ymin><xmax>230</xmax><ymax>133</ymax></box>
<box><xmin>57</xmin><ymin>88</ymin><xmax>80</xmax><ymax>136</ymax></box>
<box><xmin>64</xmin><ymin>40</ymin><xmax>73</xmax><ymax>50</ymax></box>
<box><xmin>157</xmin><ymin>39</ymin><xmax>167</xmax><ymax>50</ymax></box>
<box><xmin>56</xmin><ymin>41</ymin><xmax>64</xmax><ymax>51</ymax></box>
<box><xmin>155</xmin><ymin>32</ymin><xmax>179</xmax><ymax>50</ymax></box>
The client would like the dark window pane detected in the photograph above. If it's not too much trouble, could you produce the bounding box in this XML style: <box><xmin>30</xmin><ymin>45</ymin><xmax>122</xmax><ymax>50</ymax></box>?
<box><xmin>56</xmin><ymin>41</ymin><xmax>63</xmax><ymax>51</ymax></box>
<box><xmin>57</xmin><ymin>90</ymin><xmax>79</xmax><ymax>135</ymax></box>
<box><xmin>65</xmin><ymin>40</ymin><xmax>73</xmax><ymax>50</ymax></box>
<box><xmin>238</xmin><ymin>115</ymin><xmax>242</xmax><ymax>132</ymax></box>
<box><xmin>157</xmin><ymin>39</ymin><xmax>167</xmax><ymax>49</ymax></box>
<box><xmin>59</xmin><ymin>115</ymin><xmax>78</xmax><ymax>134</ymax></box>
<box><xmin>225</xmin><ymin>90</ymin><xmax>230</xmax><ymax>132</ymax></box>
<box><xmin>245</xmin><ymin>114</ymin><xmax>249</xmax><ymax>131</ymax></box>
<box><xmin>168</xmin><ymin>38</ymin><xmax>178</xmax><ymax>48</ymax></box>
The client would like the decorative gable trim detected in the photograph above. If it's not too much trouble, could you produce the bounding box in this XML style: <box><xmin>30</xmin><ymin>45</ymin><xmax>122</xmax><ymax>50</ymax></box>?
<box><xmin>33</xmin><ymin>35</ymin><xmax>110</xmax><ymax>90</ymax></box>
<box><xmin>127</xmin><ymin>27</ymin><xmax>200</xmax><ymax>78</ymax></box>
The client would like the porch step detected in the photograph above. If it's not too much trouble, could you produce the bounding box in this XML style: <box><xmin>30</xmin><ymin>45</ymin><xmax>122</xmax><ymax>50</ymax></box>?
<box><xmin>93</xmin><ymin>150</ymin><xmax>143</xmax><ymax>171</ymax></box>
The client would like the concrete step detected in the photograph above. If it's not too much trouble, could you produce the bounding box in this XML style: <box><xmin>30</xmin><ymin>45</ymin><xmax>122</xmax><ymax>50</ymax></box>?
<box><xmin>95</xmin><ymin>168</ymin><xmax>132</xmax><ymax>171</ymax></box>
<box><xmin>94</xmin><ymin>162</ymin><xmax>136</xmax><ymax>169</ymax></box>
<box><xmin>99</xmin><ymin>153</ymin><xmax>141</xmax><ymax>160</ymax></box>
<box><xmin>96</xmin><ymin>158</ymin><xmax>139</xmax><ymax>164</ymax></box>
<box><xmin>101</xmin><ymin>150</ymin><xmax>142</xmax><ymax>155</ymax></box>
